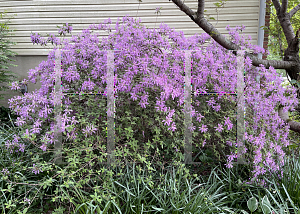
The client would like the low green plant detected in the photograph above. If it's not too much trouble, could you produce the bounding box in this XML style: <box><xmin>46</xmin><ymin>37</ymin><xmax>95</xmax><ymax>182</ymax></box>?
<box><xmin>0</xmin><ymin>114</ymin><xmax>63</xmax><ymax>213</ymax></box>
<box><xmin>224</xmin><ymin>150</ymin><xmax>300</xmax><ymax>214</ymax></box>
<box><xmin>0</xmin><ymin>106</ymin><xmax>18</xmax><ymax>128</ymax></box>
<box><xmin>2</xmin><ymin>119</ymin><xmax>300</xmax><ymax>213</ymax></box>
<box><xmin>53</xmin><ymin>162</ymin><xmax>240</xmax><ymax>213</ymax></box>
<box><xmin>259</xmin><ymin>149</ymin><xmax>300</xmax><ymax>209</ymax></box>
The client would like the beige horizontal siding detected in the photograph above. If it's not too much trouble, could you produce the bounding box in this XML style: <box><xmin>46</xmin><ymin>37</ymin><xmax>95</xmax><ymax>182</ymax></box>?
<box><xmin>1</xmin><ymin>0</ymin><xmax>260</xmax><ymax>56</ymax></box>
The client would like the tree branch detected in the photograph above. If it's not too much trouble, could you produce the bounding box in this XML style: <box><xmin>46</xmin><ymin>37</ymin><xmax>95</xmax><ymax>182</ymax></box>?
<box><xmin>171</xmin><ymin>0</ymin><xmax>240</xmax><ymax>49</ymax></box>
<box><xmin>289</xmin><ymin>3</ymin><xmax>300</xmax><ymax>18</ymax></box>
<box><xmin>171</xmin><ymin>0</ymin><xmax>197</xmax><ymax>20</ymax></box>
<box><xmin>171</xmin><ymin>0</ymin><xmax>297</xmax><ymax>70</ymax></box>
<box><xmin>197</xmin><ymin>0</ymin><xmax>205</xmax><ymax>18</ymax></box>
<box><xmin>282</xmin><ymin>0</ymin><xmax>288</xmax><ymax>14</ymax></box>
<box><xmin>272</xmin><ymin>0</ymin><xmax>281</xmax><ymax>15</ymax></box>
<box><xmin>278</xmin><ymin>107</ymin><xmax>300</xmax><ymax>133</ymax></box>
<box><xmin>246</xmin><ymin>53</ymin><xmax>297</xmax><ymax>69</ymax></box>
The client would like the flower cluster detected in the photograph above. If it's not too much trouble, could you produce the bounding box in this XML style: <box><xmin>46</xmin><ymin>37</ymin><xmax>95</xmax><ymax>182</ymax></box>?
<box><xmin>32</xmin><ymin>164</ymin><xmax>43</xmax><ymax>175</ymax></box>
<box><xmin>1</xmin><ymin>168</ymin><xmax>9</xmax><ymax>176</ymax></box>
<box><xmin>58</xmin><ymin>22</ymin><xmax>73</xmax><ymax>36</ymax></box>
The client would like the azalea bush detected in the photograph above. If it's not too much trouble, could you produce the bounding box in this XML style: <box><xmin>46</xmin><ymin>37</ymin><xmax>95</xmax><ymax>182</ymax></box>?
<box><xmin>1</xmin><ymin>16</ymin><xmax>299</xmax><ymax>211</ymax></box>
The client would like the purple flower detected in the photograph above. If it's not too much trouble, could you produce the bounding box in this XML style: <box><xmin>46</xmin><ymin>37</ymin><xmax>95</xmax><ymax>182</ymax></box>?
<box><xmin>65</xmin><ymin>65</ymin><xmax>80</xmax><ymax>83</ymax></box>
<box><xmin>15</xmin><ymin>116</ymin><xmax>26</xmax><ymax>126</ymax></box>
<box><xmin>224</xmin><ymin>116</ymin><xmax>233</xmax><ymax>130</ymax></box>
<box><xmin>33</xmin><ymin>119</ymin><xmax>42</xmax><ymax>128</ymax></box>
<box><xmin>139</xmin><ymin>100</ymin><xmax>149</xmax><ymax>108</ymax></box>
<box><xmin>155</xmin><ymin>100</ymin><xmax>165</xmax><ymax>112</ymax></box>
<box><xmin>47</xmin><ymin>33</ymin><xmax>60</xmax><ymax>46</ymax></box>
<box><xmin>206</xmin><ymin>97</ymin><xmax>216</xmax><ymax>107</ymax></box>
<box><xmin>226</xmin><ymin>141</ymin><xmax>233</xmax><ymax>146</ymax></box>
<box><xmin>30</xmin><ymin>32</ymin><xmax>42</xmax><ymax>44</ymax></box>
<box><xmin>174</xmin><ymin>146</ymin><xmax>178</xmax><ymax>152</ymax></box>
<box><xmin>58</xmin><ymin>23</ymin><xmax>73</xmax><ymax>36</ymax></box>
<box><xmin>24</xmin><ymin>198</ymin><xmax>31</xmax><ymax>204</ymax></box>
<box><xmin>213</xmin><ymin>104</ymin><xmax>221</xmax><ymax>112</ymax></box>
<box><xmin>188</xmin><ymin>125</ymin><xmax>196</xmax><ymax>132</ymax></box>
<box><xmin>9</xmin><ymin>81</ymin><xmax>21</xmax><ymax>90</ymax></box>
<box><xmin>32</xmin><ymin>164</ymin><xmax>42</xmax><ymax>175</ymax></box>
<box><xmin>40</xmin><ymin>144</ymin><xmax>47</xmax><ymax>152</ymax></box>
<box><xmin>19</xmin><ymin>143</ymin><xmax>26</xmax><ymax>152</ymax></box>
<box><xmin>196</xmin><ymin>113</ymin><xmax>204</xmax><ymax>122</ymax></box>
<box><xmin>82</xmin><ymin>124</ymin><xmax>97</xmax><ymax>137</ymax></box>
<box><xmin>1</xmin><ymin>168</ymin><xmax>9</xmax><ymax>176</ymax></box>
<box><xmin>253</xmin><ymin>152</ymin><xmax>262</xmax><ymax>165</ymax></box>
<box><xmin>155</xmin><ymin>7</ymin><xmax>162</xmax><ymax>14</ymax></box>
<box><xmin>199</xmin><ymin>124</ymin><xmax>208</xmax><ymax>133</ymax></box>
<box><xmin>30</xmin><ymin>127</ymin><xmax>42</xmax><ymax>134</ymax></box>
<box><xmin>40</xmin><ymin>38</ymin><xmax>47</xmax><ymax>46</ymax></box>
<box><xmin>81</xmin><ymin>78</ymin><xmax>96</xmax><ymax>91</ymax></box>
<box><xmin>225</xmin><ymin>162</ymin><xmax>233</xmax><ymax>168</ymax></box>
<box><xmin>5</xmin><ymin>140</ymin><xmax>12</xmax><ymax>149</ymax></box>
<box><xmin>167</xmin><ymin>122</ymin><xmax>177</xmax><ymax>132</ymax></box>
<box><xmin>162</xmin><ymin>116</ymin><xmax>172</xmax><ymax>126</ymax></box>
<box><xmin>214</xmin><ymin>123</ymin><xmax>223</xmax><ymax>132</ymax></box>
<box><xmin>140</xmin><ymin>94</ymin><xmax>149</xmax><ymax>103</ymax></box>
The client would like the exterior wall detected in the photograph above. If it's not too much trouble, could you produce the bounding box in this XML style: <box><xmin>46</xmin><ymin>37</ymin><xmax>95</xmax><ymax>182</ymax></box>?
<box><xmin>1</xmin><ymin>0</ymin><xmax>264</xmax><ymax>108</ymax></box>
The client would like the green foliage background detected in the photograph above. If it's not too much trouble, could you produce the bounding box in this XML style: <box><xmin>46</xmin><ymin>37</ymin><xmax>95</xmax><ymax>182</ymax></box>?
<box><xmin>267</xmin><ymin>0</ymin><xmax>300</xmax><ymax>59</ymax></box>
<box><xmin>0</xmin><ymin>10</ymin><xmax>19</xmax><ymax>101</ymax></box>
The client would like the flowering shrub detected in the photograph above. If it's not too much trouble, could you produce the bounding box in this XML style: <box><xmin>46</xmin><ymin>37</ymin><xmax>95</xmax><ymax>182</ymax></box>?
<box><xmin>2</xmin><ymin>16</ymin><xmax>299</xmax><ymax>195</ymax></box>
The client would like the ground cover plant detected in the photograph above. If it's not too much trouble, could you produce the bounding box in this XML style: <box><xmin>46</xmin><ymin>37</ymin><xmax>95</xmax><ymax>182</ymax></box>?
<box><xmin>1</xmin><ymin>121</ymin><xmax>300</xmax><ymax>213</ymax></box>
<box><xmin>0</xmin><ymin>16</ymin><xmax>299</xmax><ymax>213</ymax></box>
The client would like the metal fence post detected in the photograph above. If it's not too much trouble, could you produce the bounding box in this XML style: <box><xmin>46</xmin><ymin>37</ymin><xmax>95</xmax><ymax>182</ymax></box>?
<box><xmin>54</xmin><ymin>49</ymin><xmax>64</xmax><ymax>165</ymax></box>
<box><xmin>184</xmin><ymin>50</ymin><xmax>193</xmax><ymax>164</ymax></box>
<box><xmin>235</xmin><ymin>50</ymin><xmax>248</xmax><ymax>165</ymax></box>
<box><xmin>107</xmin><ymin>50</ymin><xmax>116</xmax><ymax>165</ymax></box>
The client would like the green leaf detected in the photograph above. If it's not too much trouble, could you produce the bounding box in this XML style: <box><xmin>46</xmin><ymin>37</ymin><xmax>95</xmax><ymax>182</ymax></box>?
<box><xmin>261</xmin><ymin>196</ymin><xmax>272</xmax><ymax>214</ymax></box>
<box><xmin>151</xmin><ymin>206</ymin><xmax>164</xmax><ymax>211</ymax></box>
<box><xmin>260</xmin><ymin>25</ymin><xmax>269</xmax><ymax>31</ymax></box>
<box><xmin>290</xmin><ymin>79</ymin><xmax>298</xmax><ymax>84</ymax></box>
<box><xmin>17</xmin><ymin>208</ymin><xmax>28</xmax><ymax>214</ymax></box>
<box><xmin>247</xmin><ymin>197</ymin><xmax>258</xmax><ymax>212</ymax></box>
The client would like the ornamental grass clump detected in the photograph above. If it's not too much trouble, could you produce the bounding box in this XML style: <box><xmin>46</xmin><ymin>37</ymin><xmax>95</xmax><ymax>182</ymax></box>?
<box><xmin>0</xmin><ymin>16</ymin><xmax>299</xmax><ymax>212</ymax></box>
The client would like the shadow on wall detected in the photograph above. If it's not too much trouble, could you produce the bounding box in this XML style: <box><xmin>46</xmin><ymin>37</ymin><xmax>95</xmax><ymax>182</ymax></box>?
<box><xmin>0</xmin><ymin>55</ymin><xmax>47</xmax><ymax>109</ymax></box>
